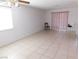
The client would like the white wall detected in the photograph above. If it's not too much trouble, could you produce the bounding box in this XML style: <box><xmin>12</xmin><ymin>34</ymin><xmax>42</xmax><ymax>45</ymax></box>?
<box><xmin>45</xmin><ymin>7</ymin><xmax>78</xmax><ymax>34</ymax></box>
<box><xmin>0</xmin><ymin>6</ymin><xmax>45</xmax><ymax>47</ymax></box>
<box><xmin>0</xmin><ymin>6</ymin><xmax>77</xmax><ymax>48</ymax></box>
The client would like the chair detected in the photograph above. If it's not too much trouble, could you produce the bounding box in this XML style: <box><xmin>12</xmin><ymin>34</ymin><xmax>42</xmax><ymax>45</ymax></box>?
<box><xmin>44</xmin><ymin>22</ymin><xmax>50</xmax><ymax>30</ymax></box>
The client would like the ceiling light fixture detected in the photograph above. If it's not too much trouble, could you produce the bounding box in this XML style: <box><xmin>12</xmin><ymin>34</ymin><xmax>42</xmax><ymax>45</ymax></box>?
<box><xmin>0</xmin><ymin>0</ymin><xmax>30</xmax><ymax>7</ymax></box>
<box><xmin>8</xmin><ymin>0</ymin><xmax>30</xmax><ymax>7</ymax></box>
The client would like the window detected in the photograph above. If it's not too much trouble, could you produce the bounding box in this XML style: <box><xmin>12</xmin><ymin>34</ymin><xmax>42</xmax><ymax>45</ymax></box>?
<box><xmin>0</xmin><ymin>7</ymin><xmax>13</xmax><ymax>31</ymax></box>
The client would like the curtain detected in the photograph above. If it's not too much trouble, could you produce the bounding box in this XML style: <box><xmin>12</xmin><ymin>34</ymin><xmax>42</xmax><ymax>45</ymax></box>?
<box><xmin>51</xmin><ymin>11</ymin><xmax>69</xmax><ymax>31</ymax></box>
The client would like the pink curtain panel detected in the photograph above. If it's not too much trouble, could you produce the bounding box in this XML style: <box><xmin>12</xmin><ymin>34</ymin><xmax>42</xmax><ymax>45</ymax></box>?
<box><xmin>51</xmin><ymin>11</ymin><xmax>69</xmax><ymax>31</ymax></box>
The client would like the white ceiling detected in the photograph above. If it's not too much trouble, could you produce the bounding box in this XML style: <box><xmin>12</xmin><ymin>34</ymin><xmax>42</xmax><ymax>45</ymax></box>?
<box><xmin>0</xmin><ymin>0</ymin><xmax>78</xmax><ymax>9</ymax></box>
<box><xmin>29</xmin><ymin>0</ymin><xmax>78</xmax><ymax>10</ymax></box>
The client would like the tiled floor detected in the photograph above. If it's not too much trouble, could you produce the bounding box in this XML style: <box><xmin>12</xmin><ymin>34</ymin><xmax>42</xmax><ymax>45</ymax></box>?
<box><xmin>0</xmin><ymin>31</ymin><xmax>78</xmax><ymax>59</ymax></box>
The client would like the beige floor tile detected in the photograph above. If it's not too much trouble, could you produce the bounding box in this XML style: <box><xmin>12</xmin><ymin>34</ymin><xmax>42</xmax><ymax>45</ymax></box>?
<box><xmin>27</xmin><ymin>53</ymin><xmax>41</xmax><ymax>59</ymax></box>
<box><xmin>44</xmin><ymin>44</ymin><xmax>58</xmax><ymax>58</ymax></box>
<box><xmin>40</xmin><ymin>55</ymin><xmax>52</xmax><ymax>59</ymax></box>
<box><xmin>0</xmin><ymin>31</ymin><xmax>77</xmax><ymax>59</ymax></box>
<box><xmin>67</xmin><ymin>55</ymin><xmax>78</xmax><ymax>59</ymax></box>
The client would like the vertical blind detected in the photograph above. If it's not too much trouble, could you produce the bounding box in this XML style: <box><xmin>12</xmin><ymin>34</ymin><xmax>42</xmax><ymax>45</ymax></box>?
<box><xmin>51</xmin><ymin>11</ymin><xmax>68</xmax><ymax>31</ymax></box>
